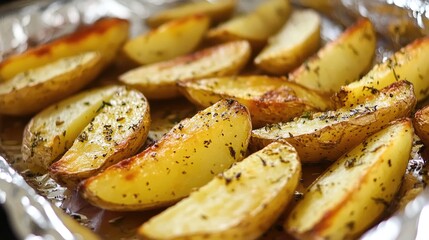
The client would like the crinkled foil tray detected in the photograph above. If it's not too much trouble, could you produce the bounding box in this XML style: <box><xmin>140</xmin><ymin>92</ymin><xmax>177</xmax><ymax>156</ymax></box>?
<box><xmin>1</xmin><ymin>0</ymin><xmax>429</xmax><ymax>239</ymax></box>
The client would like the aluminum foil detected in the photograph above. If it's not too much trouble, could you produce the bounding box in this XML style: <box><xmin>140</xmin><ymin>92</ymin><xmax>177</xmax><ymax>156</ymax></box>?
<box><xmin>0</xmin><ymin>0</ymin><xmax>429</xmax><ymax>239</ymax></box>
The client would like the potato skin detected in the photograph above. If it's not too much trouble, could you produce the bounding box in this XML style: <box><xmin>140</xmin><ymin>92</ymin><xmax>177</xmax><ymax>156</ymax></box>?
<box><xmin>413</xmin><ymin>105</ymin><xmax>429</xmax><ymax>146</ymax></box>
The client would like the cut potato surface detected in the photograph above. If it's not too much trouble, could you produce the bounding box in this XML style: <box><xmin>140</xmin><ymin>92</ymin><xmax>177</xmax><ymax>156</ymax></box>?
<box><xmin>21</xmin><ymin>85</ymin><xmax>121</xmax><ymax>173</ymax></box>
<box><xmin>285</xmin><ymin>119</ymin><xmax>413</xmax><ymax>240</ymax></box>
<box><xmin>335</xmin><ymin>36</ymin><xmax>429</xmax><ymax>107</ymax></box>
<box><xmin>119</xmin><ymin>41</ymin><xmax>251</xmax><ymax>99</ymax></box>
<box><xmin>206</xmin><ymin>0</ymin><xmax>290</xmax><ymax>49</ymax></box>
<box><xmin>139</xmin><ymin>141</ymin><xmax>301</xmax><ymax>240</ymax></box>
<box><xmin>49</xmin><ymin>88</ymin><xmax>150</xmax><ymax>187</ymax></box>
<box><xmin>146</xmin><ymin>0</ymin><xmax>236</xmax><ymax>28</ymax></box>
<box><xmin>251</xmin><ymin>80</ymin><xmax>416</xmax><ymax>162</ymax></box>
<box><xmin>123</xmin><ymin>14</ymin><xmax>210</xmax><ymax>65</ymax></box>
<box><xmin>255</xmin><ymin>9</ymin><xmax>321</xmax><ymax>75</ymax></box>
<box><xmin>289</xmin><ymin>18</ymin><xmax>376</xmax><ymax>93</ymax></box>
<box><xmin>0</xmin><ymin>51</ymin><xmax>103</xmax><ymax>115</ymax></box>
<box><xmin>0</xmin><ymin>18</ymin><xmax>129</xmax><ymax>81</ymax></box>
<box><xmin>81</xmin><ymin>99</ymin><xmax>252</xmax><ymax>211</ymax></box>
<box><xmin>178</xmin><ymin>75</ymin><xmax>331</xmax><ymax>128</ymax></box>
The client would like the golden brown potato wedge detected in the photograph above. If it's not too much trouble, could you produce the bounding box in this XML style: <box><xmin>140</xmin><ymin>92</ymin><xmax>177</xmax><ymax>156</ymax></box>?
<box><xmin>80</xmin><ymin>99</ymin><xmax>252</xmax><ymax>211</ymax></box>
<box><xmin>289</xmin><ymin>18</ymin><xmax>376</xmax><ymax>93</ymax></box>
<box><xmin>0</xmin><ymin>51</ymin><xmax>103</xmax><ymax>115</ymax></box>
<box><xmin>146</xmin><ymin>0</ymin><xmax>237</xmax><ymax>28</ymax></box>
<box><xmin>0</xmin><ymin>18</ymin><xmax>129</xmax><ymax>81</ymax></box>
<box><xmin>49</xmin><ymin>88</ymin><xmax>150</xmax><ymax>187</ymax></box>
<box><xmin>413</xmin><ymin>105</ymin><xmax>429</xmax><ymax>147</ymax></box>
<box><xmin>335</xmin><ymin>37</ymin><xmax>429</xmax><ymax>107</ymax></box>
<box><xmin>206</xmin><ymin>0</ymin><xmax>290</xmax><ymax>49</ymax></box>
<box><xmin>178</xmin><ymin>75</ymin><xmax>331</xmax><ymax>128</ymax></box>
<box><xmin>255</xmin><ymin>9</ymin><xmax>321</xmax><ymax>75</ymax></box>
<box><xmin>123</xmin><ymin>15</ymin><xmax>210</xmax><ymax>65</ymax></box>
<box><xmin>251</xmin><ymin>80</ymin><xmax>416</xmax><ymax>162</ymax></box>
<box><xmin>139</xmin><ymin>141</ymin><xmax>301</xmax><ymax>240</ymax></box>
<box><xmin>119</xmin><ymin>41</ymin><xmax>251</xmax><ymax>100</ymax></box>
<box><xmin>285</xmin><ymin>119</ymin><xmax>413</xmax><ymax>240</ymax></box>
<box><xmin>21</xmin><ymin>85</ymin><xmax>122</xmax><ymax>173</ymax></box>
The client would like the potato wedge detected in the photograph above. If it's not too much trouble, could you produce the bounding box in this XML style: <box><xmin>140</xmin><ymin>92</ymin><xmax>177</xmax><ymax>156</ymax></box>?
<box><xmin>255</xmin><ymin>9</ymin><xmax>321</xmax><ymax>75</ymax></box>
<box><xmin>0</xmin><ymin>51</ymin><xmax>103</xmax><ymax>115</ymax></box>
<box><xmin>413</xmin><ymin>105</ymin><xmax>429</xmax><ymax>147</ymax></box>
<box><xmin>178</xmin><ymin>75</ymin><xmax>331</xmax><ymax>128</ymax></box>
<box><xmin>123</xmin><ymin>15</ymin><xmax>210</xmax><ymax>65</ymax></box>
<box><xmin>206</xmin><ymin>0</ymin><xmax>290</xmax><ymax>49</ymax></box>
<box><xmin>49</xmin><ymin>88</ymin><xmax>150</xmax><ymax>187</ymax></box>
<box><xmin>289</xmin><ymin>18</ymin><xmax>376</xmax><ymax>93</ymax></box>
<box><xmin>80</xmin><ymin>99</ymin><xmax>252</xmax><ymax>211</ymax></box>
<box><xmin>21</xmin><ymin>85</ymin><xmax>122</xmax><ymax>173</ymax></box>
<box><xmin>0</xmin><ymin>18</ymin><xmax>129</xmax><ymax>81</ymax></box>
<box><xmin>285</xmin><ymin>119</ymin><xmax>413</xmax><ymax>240</ymax></box>
<box><xmin>139</xmin><ymin>141</ymin><xmax>301</xmax><ymax>240</ymax></box>
<box><xmin>251</xmin><ymin>80</ymin><xmax>416</xmax><ymax>162</ymax></box>
<box><xmin>335</xmin><ymin>37</ymin><xmax>429</xmax><ymax>107</ymax></box>
<box><xmin>146</xmin><ymin>0</ymin><xmax>237</xmax><ymax>28</ymax></box>
<box><xmin>119</xmin><ymin>41</ymin><xmax>251</xmax><ymax>100</ymax></box>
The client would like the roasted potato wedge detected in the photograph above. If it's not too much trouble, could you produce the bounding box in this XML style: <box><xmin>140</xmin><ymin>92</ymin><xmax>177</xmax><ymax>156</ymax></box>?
<box><xmin>21</xmin><ymin>85</ymin><xmax>122</xmax><ymax>173</ymax></box>
<box><xmin>335</xmin><ymin>37</ymin><xmax>429</xmax><ymax>107</ymax></box>
<box><xmin>251</xmin><ymin>80</ymin><xmax>416</xmax><ymax>162</ymax></box>
<box><xmin>119</xmin><ymin>41</ymin><xmax>251</xmax><ymax>99</ymax></box>
<box><xmin>123</xmin><ymin>15</ymin><xmax>210</xmax><ymax>65</ymax></box>
<box><xmin>413</xmin><ymin>105</ymin><xmax>429</xmax><ymax>147</ymax></box>
<box><xmin>206</xmin><ymin>0</ymin><xmax>290</xmax><ymax>49</ymax></box>
<box><xmin>178</xmin><ymin>75</ymin><xmax>331</xmax><ymax>128</ymax></box>
<box><xmin>285</xmin><ymin>119</ymin><xmax>413</xmax><ymax>240</ymax></box>
<box><xmin>254</xmin><ymin>9</ymin><xmax>321</xmax><ymax>75</ymax></box>
<box><xmin>49</xmin><ymin>88</ymin><xmax>150</xmax><ymax>187</ymax></box>
<box><xmin>146</xmin><ymin>0</ymin><xmax>237</xmax><ymax>28</ymax></box>
<box><xmin>81</xmin><ymin>99</ymin><xmax>252</xmax><ymax>211</ymax></box>
<box><xmin>289</xmin><ymin>18</ymin><xmax>376</xmax><ymax>93</ymax></box>
<box><xmin>0</xmin><ymin>18</ymin><xmax>129</xmax><ymax>81</ymax></box>
<box><xmin>139</xmin><ymin>141</ymin><xmax>301</xmax><ymax>240</ymax></box>
<box><xmin>0</xmin><ymin>51</ymin><xmax>103</xmax><ymax>115</ymax></box>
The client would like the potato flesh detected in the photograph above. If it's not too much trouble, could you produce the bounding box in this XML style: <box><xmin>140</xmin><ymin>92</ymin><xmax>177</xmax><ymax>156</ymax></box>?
<box><xmin>139</xmin><ymin>141</ymin><xmax>301</xmax><ymax>240</ymax></box>
<box><xmin>289</xmin><ymin>18</ymin><xmax>376</xmax><ymax>93</ymax></box>
<box><xmin>0</xmin><ymin>18</ymin><xmax>129</xmax><ymax>81</ymax></box>
<box><xmin>336</xmin><ymin>37</ymin><xmax>429</xmax><ymax>107</ymax></box>
<box><xmin>146</xmin><ymin>0</ymin><xmax>236</xmax><ymax>27</ymax></box>
<box><xmin>81</xmin><ymin>99</ymin><xmax>252</xmax><ymax>210</ymax></box>
<box><xmin>255</xmin><ymin>9</ymin><xmax>321</xmax><ymax>74</ymax></box>
<box><xmin>179</xmin><ymin>76</ymin><xmax>331</xmax><ymax>127</ymax></box>
<box><xmin>251</xmin><ymin>81</ymin><xmax>416</xmax><ymax>162</ymax></box>
<box><xmin>123</xmin><ymin>15</ymin><xmax>210</xmax><ymax>65</ymax></box>
<box><xmin>285</xmin><ymin>119</ymin><xmax>413</xmax><ymax>240</ymax></box>
<box><xmin>119</xmin><ymin>41</ymin><xmax>251</xmax><ymax>99</ymax></box>
<box><xmin>49</xmin><ymin>88</ymin><xmax>150</xmax><ymax>186</ymax></box>
<box><xmin>21</xmin><ymin>85</ymin><xmax>121</xmax><ymax>172</ymax></box>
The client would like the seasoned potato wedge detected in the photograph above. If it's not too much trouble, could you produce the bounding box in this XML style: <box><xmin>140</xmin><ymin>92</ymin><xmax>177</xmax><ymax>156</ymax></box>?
<box><xmin>251</xmin><ymin>80</ymin><xmax>416</xmax><ymax>162</ymax></box>
<box><xmin>146</xmin><ymin>0</ymin><xmax>236</xmax><ymax>28</ymax></box>
<box><xmin>119</xmin><ymin>41</ymin><xmax>251</xmax><ymax>99</ymax></box>
<box><xmin>285</xmin><ymin>119</ymin><xmax>413</xmax><ymax>240</ymax></box>
<box><xmin>289</xmin><ymin>18</ymin><xmax>376</xmax><ymax>93</ymax></box>
<box><xmin>81</xmin><ymin>99</ymin><xmax>252</xmax><ymax>211</ymax></box>
<box><xmin>255</xmin><ymin>9</ymin><xmax>321</xmax><ymax>75</ymax></box>
<box><xmin>0</xmin><ymin>18</ymin><xmax>129</xmax><ymax>81</ymax></box>
<box><xmin>206</xmin><ymin>0</ymin><xmax>290</xmax><ymax>49</ymax></box>
<box><xmin>0</xmin><ymin>52</ymin><xmax>103</xmax><ymax>115</ymax></box>
<box><xmin>49</xmin><ymin>88</ymin><xmax>150</xmax><ymax>187</ymax></box>
<box><xmin>21</xmin><ymin>85</ymin><xmax>121</xmax><ymax>173</ymax></box>
<box><xmin>178</xmin><ymin>75</ymin><xmax>331</xmax><ymax>128</ymax></box>
<box><xmin>335</xmin><ymin>37</ymin><xmax>429</xmax><ymax>107</ymax></box>
<box><xmin>123</xmin><ymin>15</ymin><xmax>210</xmax><ymax>65</ymax></box>
<box><xmin>413</xmin><ymin>105</ymin><xmax>429</xmax><ymax>147</ymax></box>
<box><xmin>139</xmin><ymin>141</ymin><xmax>301</xmax><ymax>240</ymax></box>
